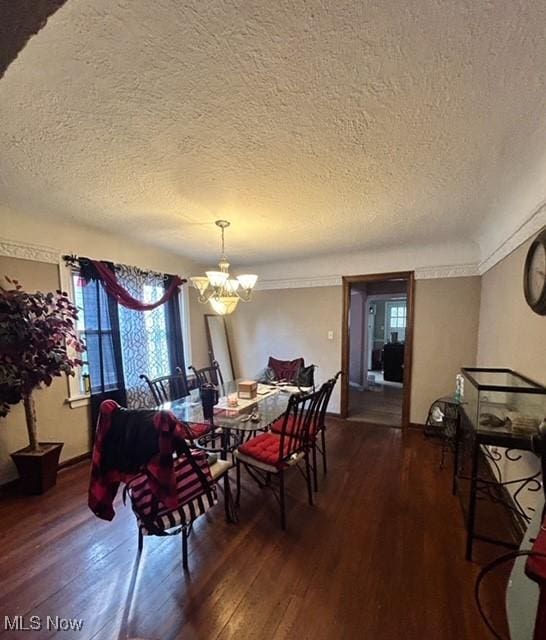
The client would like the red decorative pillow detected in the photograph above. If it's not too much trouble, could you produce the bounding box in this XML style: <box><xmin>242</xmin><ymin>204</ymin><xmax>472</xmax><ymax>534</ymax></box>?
<box><xmin>267</xmin><ymin>357</ymin><xmax>304</xmax><ymax>382</ymax></box>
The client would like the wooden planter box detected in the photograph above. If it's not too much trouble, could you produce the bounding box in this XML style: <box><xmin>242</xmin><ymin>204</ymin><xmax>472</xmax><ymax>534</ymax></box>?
<box><xmin>11</xmin><ymin>443</ymin><xmax>64</xmax><ymax>495</ymax></box>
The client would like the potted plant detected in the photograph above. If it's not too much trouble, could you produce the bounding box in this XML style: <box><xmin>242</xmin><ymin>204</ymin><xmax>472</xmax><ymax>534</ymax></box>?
<box><xmin>0</xmin><ymin>277</ymin><xmax>85</xmax><ymax>494</ymax></box>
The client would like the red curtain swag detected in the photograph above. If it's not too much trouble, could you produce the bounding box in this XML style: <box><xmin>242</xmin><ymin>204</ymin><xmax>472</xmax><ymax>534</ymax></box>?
<box><xmin>91</xmin><ymin>260</ymin><xmax>186</xmax><ymax>311</ymax></box>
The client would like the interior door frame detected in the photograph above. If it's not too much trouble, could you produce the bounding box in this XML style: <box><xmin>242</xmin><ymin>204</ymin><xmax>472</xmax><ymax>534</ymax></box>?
<box><xmin>340</xmin><ymin>271</ymin><xmax>415</xmax><ymax>429</ymax></box>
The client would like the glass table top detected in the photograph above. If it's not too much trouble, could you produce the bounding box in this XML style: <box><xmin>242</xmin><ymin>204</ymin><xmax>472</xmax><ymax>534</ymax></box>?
<box><xmin>160</xmin><ymin>380</ymin><xmax>292</xmax><ymax>432</ymax></box>
<box><xmin>463</xmin><ymin>368</ymin><xmax>545</xmax><ymax>391</ymax></box>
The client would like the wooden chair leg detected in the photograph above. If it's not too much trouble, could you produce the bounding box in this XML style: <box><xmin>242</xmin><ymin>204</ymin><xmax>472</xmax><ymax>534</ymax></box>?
<box><xmin>182</xmin><ymin>528</ymin><xmax>189</xmax><ymax>571</ymax></box>
<box><xmin>321</xmin><ymin>428</ymin><xmax>328</xmax><ymax>475</ymax></box>
<box><xmin>305</xmin><ymin>452</ymin><xmax>314</xmax><ymax>507</ymax></box>
<box><xmin>235</xmin><ymin>460</ymin><xmax>241</xmax><ymax>507</ymax></box>
<box><xmin>279</xmin><ymin>470</ymin><xmax>286</xmax><ymax>530</ymax></box>
<box><xmin>137</xmin><ymin>529</ymin><xmax>143</xmax><ymax>553</ymax></box>
<box><xmin>312</xmin><ymin>442</ymin><xmax>318</xmax><ymax>492</ymax></box>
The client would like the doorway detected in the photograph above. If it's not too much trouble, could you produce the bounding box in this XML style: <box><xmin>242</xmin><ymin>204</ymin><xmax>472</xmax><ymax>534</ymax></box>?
<box><xmin>340</xmin><ymin>272</ymin><xmax>414</xmax><ymax>428</ymax></box>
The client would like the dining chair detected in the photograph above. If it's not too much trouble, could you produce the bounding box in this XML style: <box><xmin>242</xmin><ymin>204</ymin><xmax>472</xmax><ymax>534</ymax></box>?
<box><xmin>234</xmin><ymin>387</ymin><xmax>325</xmax><ymax>530</ymax></box>
<box><xmin>188</xmin><ymin>360</ymin><xmax>224</xmax><ymax>389</ymax></box>
<box><xmin>92</xmin><ymin>400</ymin><xmax>234</xmax><ymax>571</ymax></box>
<box><xmin>139</xmin><ymin>367</ymin><xmax>189</xmax><ymax>406</ymax></box>
<box><xmin>315</xmin><ymin>371</ymin><xmax>342</xmax><ymax>479</ymax></box>
<box><xmin>270</xmin><ymin>376</ymin><xmax>338</xmax><ymax>491</ymax></box>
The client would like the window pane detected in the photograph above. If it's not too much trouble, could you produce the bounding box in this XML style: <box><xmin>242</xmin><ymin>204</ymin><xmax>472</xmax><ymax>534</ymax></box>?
<box><xmin>77</xmin><ymin>278</ymin><xmax>120</xmax><ymax>393</ymax></box>
<box><xmin>85</xmin><ymin>331</ymin><xmax>119</xmax><ymax>392</ymax></box>
<box><xmin>118</xmin><ymin>274</ymin><xmax>171</xmax><ymax>407</ymax></box>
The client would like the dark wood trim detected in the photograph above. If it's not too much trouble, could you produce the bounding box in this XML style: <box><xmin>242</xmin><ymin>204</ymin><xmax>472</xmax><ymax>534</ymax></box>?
<box><xmin>58</xmin><ymin>451</ymin><xmax>91</xmax><ymax>471</ymax></box>
<box><xmin>0</xmin><ymin>477</ymin><xmax>19</xmax><ymax>496</ymax></box>
<box><xmin>401</xmin><ymin>271</ymin><xmax>415</xmax><ymax>430</ymax></box>
<box><xmin>409</xmin><ymin>422</ymin><xmax>427</xmax><ymax>430</ymax></box>
<box><xmin>343</xmin><ymin>271</ymin><xmax>413</xmax><ymax>284</ymax></box>
<box><xmin>340</xmin><ymin>271</ymin><xmax>415</xmax><ymax>429</ymax></box>
<box><xmin>340</xmin><ymin>277</ymin><xmax>351</xmax><ymax>419</ymax></box>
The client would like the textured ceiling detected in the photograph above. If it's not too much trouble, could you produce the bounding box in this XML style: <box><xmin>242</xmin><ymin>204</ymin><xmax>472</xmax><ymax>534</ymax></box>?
<box><xmin>1</xmin><ymin>0</ymin><xmax>545</xmax><ymax>265</ymax></box>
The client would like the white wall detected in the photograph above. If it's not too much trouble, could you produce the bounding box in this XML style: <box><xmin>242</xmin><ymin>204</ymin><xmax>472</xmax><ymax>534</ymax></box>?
<box><xmin>228</xmin><ymin>277</ymin><xmax>482</xmax><ymax>421</ymax></box>
<box><xmin>251</xmin><ymin>240</ymin><xmax>479</xmax><ymax>285</ymax></box>
<box><xmin>227</xmin><ymin>287</ymin><xmax>343</xmax><ymax>412</ymax></box>
<box><xmin>477</xmin><ymin>237</ymin><xmax>546</xmax><ymax>515</ymax></box>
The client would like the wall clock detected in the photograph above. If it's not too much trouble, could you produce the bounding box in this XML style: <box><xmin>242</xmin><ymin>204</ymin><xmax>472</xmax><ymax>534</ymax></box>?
<box><xmin>524</xmin><ymin>228</ymin><xmax>546</xmax><ymax>315</ymax></box>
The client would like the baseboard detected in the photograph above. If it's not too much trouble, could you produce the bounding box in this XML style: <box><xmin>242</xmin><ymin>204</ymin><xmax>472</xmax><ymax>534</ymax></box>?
<box><xmin>409</xmin><ymin>422</ymin><xmax>426</xmax><ymax>430</ymax></box>
<box><xmin>58</xmin><ymin>451</ymin><xmax>91</xmax><ymax>471</ymax></box>
<box><xmin>326</xmin><ymin>411</ymin><xmax>342</xmax><ymax>418</ymax></box>
<box><xmin>0</xmin><ymin>477</ymin><xmax>19</xmax><ymax>496</ymax></box>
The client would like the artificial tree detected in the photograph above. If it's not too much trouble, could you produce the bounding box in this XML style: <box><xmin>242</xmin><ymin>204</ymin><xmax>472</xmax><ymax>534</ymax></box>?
<box><xmin>0</xmin><ymin>277</ymin><xmax>85</xmax><ymax>490</ymax></box>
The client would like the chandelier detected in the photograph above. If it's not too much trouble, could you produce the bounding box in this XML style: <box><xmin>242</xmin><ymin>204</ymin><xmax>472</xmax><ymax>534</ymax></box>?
<box><xmin>189</xmin><ymin>220</ymin><xmax>258</xmax><ymax>315</ymax></box>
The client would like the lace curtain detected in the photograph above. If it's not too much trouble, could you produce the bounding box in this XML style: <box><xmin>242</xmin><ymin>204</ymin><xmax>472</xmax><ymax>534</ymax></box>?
<box><xmin>116</xmin><ymin>265</ymin><xmax>171</xmax><ymax>408</ymax></box>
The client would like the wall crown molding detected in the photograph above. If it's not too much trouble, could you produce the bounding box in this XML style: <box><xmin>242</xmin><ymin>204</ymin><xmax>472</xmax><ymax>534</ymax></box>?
<box><xmin>0</xmin><ymin>237</ymin><xmax>59</xmax><ymax>264</ymax></box>
<box><xmin>414</xmin><ymin>263</ymin><xmax>479</xmax><ymax>280</ymax></box>
<box><xmin>478</xmin><ymin>201</ymin><xmax>546</xmax><ymax>275</ymax></box>
<box><xmin>255</xmin><ymin>275</ymin><xmax>342</xmax><ymax>291</ymax></box>
<box><xmin>1</xmin><ymin>200</ymin><xmax>545</xmax><ymax>288</ymax></box>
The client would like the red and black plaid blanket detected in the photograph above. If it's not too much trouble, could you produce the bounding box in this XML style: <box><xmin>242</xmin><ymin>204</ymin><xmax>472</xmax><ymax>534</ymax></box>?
<box><xmin>88</xmin><ymin>400</ymin><xmax>183</xmax><ymax>521</ymax></box>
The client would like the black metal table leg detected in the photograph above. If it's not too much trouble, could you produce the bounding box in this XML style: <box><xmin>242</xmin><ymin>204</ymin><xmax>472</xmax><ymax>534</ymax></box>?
<box><xmin>465</xmin><ymin>437</ymin><xmax>480</xmax><ymax>561</ymax></box>
<box><xmin>452</xmin><ymin>412</ymin><xmax>461</xmax><ymax>496</ymax></box>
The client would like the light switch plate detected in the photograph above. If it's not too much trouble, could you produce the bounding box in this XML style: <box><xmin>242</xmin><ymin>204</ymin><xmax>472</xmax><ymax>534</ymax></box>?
<box><xmin>327</xmin><ymin>330</ymin><xmax>334</xmax><ymax>340</ymax></box>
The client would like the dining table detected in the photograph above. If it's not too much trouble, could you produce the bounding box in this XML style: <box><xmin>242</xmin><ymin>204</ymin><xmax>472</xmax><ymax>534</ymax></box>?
<box><xmin>159</xmin><ymin>380</ymin><xmax>307</xmax><ymax>458</ymax></box>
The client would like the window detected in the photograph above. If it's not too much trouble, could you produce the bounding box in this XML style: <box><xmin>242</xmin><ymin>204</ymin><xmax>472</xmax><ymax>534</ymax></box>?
<box><xmin>389</xmin><ymin>304</ymin><xmax>406</xmax><ymax>329</ymax></box>
<box><xmin>72</xmin><ymin>274</ymin><xmax>120</xmax><ymax>395</ymax></box>
<box><xmin>142</xmin><ymin>284</ymin><xmax>170</xmax><ymax>379</ymax></box>
<box><xmin>64</xmin><ymin>259</ymin><xmax>189</xmax><ymax>408</ymax></box>
<box><xmin>70</xmin><ymin>267</ymin><xmax>186</xmax><ymax>408</ymax></box>
<box><xmin>385</xmin><ymin>300</ymin><xmax>407</xmax><ymax>341</ymax></box>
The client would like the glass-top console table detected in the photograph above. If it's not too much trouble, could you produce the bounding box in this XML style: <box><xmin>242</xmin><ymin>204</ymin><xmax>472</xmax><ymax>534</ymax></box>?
<box><xmin>453</xmin><ymin>368</ymin><xmax>546</xmax><ymax>561</ymax></box>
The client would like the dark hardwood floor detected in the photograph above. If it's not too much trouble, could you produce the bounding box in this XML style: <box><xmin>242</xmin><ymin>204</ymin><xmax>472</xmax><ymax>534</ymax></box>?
<box><xmin>0</xmin><ymin>421</ymin><xmax>508</xmax><ymax>640</ymax></box>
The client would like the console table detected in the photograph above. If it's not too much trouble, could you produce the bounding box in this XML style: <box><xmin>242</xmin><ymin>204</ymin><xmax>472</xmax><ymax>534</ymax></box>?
<box><xmin>453</xmin><ymin>406</ymin><xmax>542</xmax><ymax>561</ymax></box>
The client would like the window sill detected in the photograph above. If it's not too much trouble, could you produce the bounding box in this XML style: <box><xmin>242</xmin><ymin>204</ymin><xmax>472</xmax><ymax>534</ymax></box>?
<box><xmin>65</xmin><ymin>394</ymin><xmax>91</xmax><ymax>409</ymax></box>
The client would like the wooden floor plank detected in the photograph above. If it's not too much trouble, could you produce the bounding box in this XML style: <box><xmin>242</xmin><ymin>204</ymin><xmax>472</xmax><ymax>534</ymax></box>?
<box><xmin>0</xmin><ymin>420</ymin><xmax>508</xmax><ymax>640</ymax></box>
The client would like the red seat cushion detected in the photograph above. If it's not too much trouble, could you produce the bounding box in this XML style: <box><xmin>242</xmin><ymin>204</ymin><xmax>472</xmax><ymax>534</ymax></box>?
<box><xmin>237</xmin><ymin>432</ymin><xmax>295</xmax><ymax>469</ymax></box>
<box><xmin>176</xmin><ymin>422</ymin><xmax>212</xmax><ymax>441</ymax></box>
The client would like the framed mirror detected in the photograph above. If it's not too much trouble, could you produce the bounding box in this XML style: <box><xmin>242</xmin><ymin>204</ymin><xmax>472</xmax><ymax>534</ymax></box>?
<box><xmin>204</xmin><ymin>314</ymin><xmax>235</xmax><ymax>382</ymax></box>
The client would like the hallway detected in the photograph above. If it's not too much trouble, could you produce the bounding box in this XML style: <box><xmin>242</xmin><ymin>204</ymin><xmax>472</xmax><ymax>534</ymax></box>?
<box><xmin>348</xmin><ymin>373</ymin><xmax>403</xmax><ymax>426</ymax></box>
